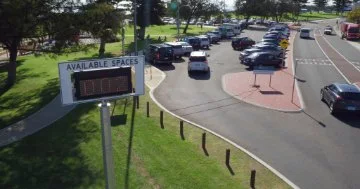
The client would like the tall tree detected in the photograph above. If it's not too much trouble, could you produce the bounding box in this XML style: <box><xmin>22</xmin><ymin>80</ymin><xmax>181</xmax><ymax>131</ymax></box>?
<box><xmin>80</xmin><ymin>1</ymin><xmax>124</xmax><ymax>57</ymax></box>
<box><xmin>0</xmin><ymin>0</ymin><xmax>73</xmax><ymax>87</ymax></box>
<box><xmin>347</xmin><ymin>7</ymin><xmax>360</xmax><ymax>23</ymax></box>
<box><xmin>178</xmin><ymin>0</ymin><xmax>215</xmax><ymax>34</ymax></box>
<box><xmin>314</xmin><ymin>0</ymin><xmax>328</xmax><ymax>12</ymax></box>
<box><xmin>235</xmin><ymin>0</ymin><xmax>264</xmax><ymax>22</ymax></box>
<box><xmin>136</xmin><ymin>0</ymin><xmax>166</xmax><ymax>40</ymax></box>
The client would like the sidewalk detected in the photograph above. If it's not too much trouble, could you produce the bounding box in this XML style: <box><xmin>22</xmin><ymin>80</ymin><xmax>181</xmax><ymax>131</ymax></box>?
<box><xmin>0</xmin><ymin>51</ymin><xmax>165</xmax><ymax>147</ymax></box>
<box><xmin>222</xmin><ymin>31</ymin><xmax>302</xmax><ymax>112</ymax></box>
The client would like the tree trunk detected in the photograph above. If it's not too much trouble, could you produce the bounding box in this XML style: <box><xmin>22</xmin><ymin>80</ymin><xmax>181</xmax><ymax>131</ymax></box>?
<box><xmin>139</xmin><ymin>27</ymin><xmax>146</xmax><ymax>40</ymax></box>
<box><xmin>182</xmin><ymin>18</ymin><xmax>191</xmax><ymax>34</ymax></box>
<box><xmin>99</xmin><ymin>37</ymin><xmax>106</xmax><ymax>58</ymax></box>
<box><xmin>6</xmin><ymin>44</ymin><xmax>18</xmax><ymax>87</ymax></box>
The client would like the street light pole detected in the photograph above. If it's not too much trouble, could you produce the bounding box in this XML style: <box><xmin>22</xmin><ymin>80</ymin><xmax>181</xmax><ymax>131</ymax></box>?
<box><xmin>177</xmin><ymin>5</ymin><xmax>180</xmax><ymax>40</ymax></box>
<box><xmin>133</xmin><ymin>0</ymin><xmax>138</xmax><ymax>55</ymax></box>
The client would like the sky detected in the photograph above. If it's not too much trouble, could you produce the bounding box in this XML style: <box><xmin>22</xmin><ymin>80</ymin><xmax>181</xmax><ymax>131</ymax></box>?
<box><xmin>223</xmin><ymin>0</ymin><xmax>336</xmax><ymax>11</ymax></box>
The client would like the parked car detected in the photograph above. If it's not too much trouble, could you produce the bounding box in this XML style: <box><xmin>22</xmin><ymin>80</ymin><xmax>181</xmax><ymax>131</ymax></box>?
<box><xmin>164</xmin><ymin>42</ymin><xmax>183</xmax><ymax>59</ymax></box>
<box><xmin>266</xmin><ymin>31</ymin><xmax>289</xmax><ymax>39</ymax></box>
<box><xmin>321</xmin><ymin>83</ymin><xmax>360</xmax><ymax>114</ymax></box>
<box><xmin>176</xmin><ymin>41</ymin><xmax>193</xmax><ymax>56</ymax></box>
<box><xmin>239</xmin><ymin>45</ymin><xmax>283</xmax><ymax>61</ymax></box>
<box><xmin>196</xmin><ymin>35</ymin><xmax>210</xmax><ymax>49</ymax></box>
<box><xmin>263</xmin><ymin>34</ymin><xmax>281</xmax><ymax>41</ymax></box>
<box><xmin>324</xmin><ymin>26</ymin><xmax>333</xmax><ymax>35</ymax></box>
<box><xmin>145</xmin><ymin>44</ymin><xmax>173</xmax><ymax>64</ymax></box>
<box><xmin>208</xmin><ymin>31</ymin><xmax>221</xmax><ymax>39</ymax></box>
<box><xmin>231</xmin><ymin>37</ymin><xmax>255</xmax><ymax>50</ymax></box>
<box><xmin>241</xmin><ymin>52</ymin><xmax>283</xmax><ymax>68</ymax></box>
<box><xmin>182</xmin><ymin>37</ymin><xmax>201</xmax><ymax>50</ymax></box>
<box><xmin>188</xmin><ymin>51</ymin><xmax>210</xmax><ymax>73</ymax></box>
<box><xmin>260</xmin><ymin>38</ymin><xmax>280</xmax><ymax>45</ymax></box>
<box><xmin>300</xmin><ymin>28</ymin><xmax>311</xmax><ymax>38</ymax></box>
<box><xmin>206</xmin><ymin>33</ymin><xmax>220</xmax><ymax>44</ymax></box>
<box><xmin>253</xmin><ymin>42</ymin><xmax>280</xmax><ymax>48</ymax></box>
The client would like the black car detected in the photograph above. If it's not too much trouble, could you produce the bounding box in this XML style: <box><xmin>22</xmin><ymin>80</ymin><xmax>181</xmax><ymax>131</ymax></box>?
<box><xmin>321</xmin><ymin>83</ymin><xmax>360</xmax><ymax>114</ymax></box>
<box><xmin>231</xmin><ymin>37</ymin><xmax>255</xmax><ymax>50</ymax></box>
<box><xmin>182</xmin><ymin>37</ymin><xmax>201</xmax><ymax>50</ymax></box>
<box><xmin>145</xmin><ymin>44</ymin><xmax>173</xmax><ymax>64</ymax></box>
<box><xmin>206</xmin><ymin>33</ymin><xmax>220</xmax><ymax>44</ymax></box>
<box><xmin>239</xmin><ymin>45</ymin><xmax>284</xmax><ymax>61</ymax></box>
<box><xmin>242</xmin><ymin>52</ymin><xmax>283</xmax><ymax>68</ymax></box>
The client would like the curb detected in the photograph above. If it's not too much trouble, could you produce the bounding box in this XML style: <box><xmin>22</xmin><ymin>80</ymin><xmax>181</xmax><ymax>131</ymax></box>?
<box><xmin>221</xmin><ymin>75</ymin><xmax>302</xmax><ymax>113</ymax></box>
<box><xmin>146</xmin><ymin>66</ymin><xmax>300</xmax><ymax>189</ymax></box>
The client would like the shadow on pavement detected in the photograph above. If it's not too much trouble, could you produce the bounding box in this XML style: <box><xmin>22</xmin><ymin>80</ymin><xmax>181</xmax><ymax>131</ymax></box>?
<box><xmin>259</xmin><ymin>90</ymin><xmax>283</xmax><ymax>95</ymax></box>
<box><xmin>333</xmin><ymin>113</ymin><xmax>360</xmax><ymax>128</ymax></box>
<box><xmin>188</xmin><ymin>71</ymin><xmax>211</xmax><ymax>80</ymax></box>
<box><xmin>302</xmin><ymin>37</ymin><xmax>315</xmax><ymax>40</ymax></box>
<box><xmin>153</xmin><ymin>63</ymin><xmax>175</xmax><ymax>71</ymax></box>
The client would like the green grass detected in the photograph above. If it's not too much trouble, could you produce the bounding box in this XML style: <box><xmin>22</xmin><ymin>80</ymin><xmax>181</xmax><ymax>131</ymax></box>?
<box><xmin>0</xmin><ymin>25</ymin><xmax>212</xmax><ymax>129</ymax></box>
<box><xmin>296</xmin><ymin>12</ymin><xmax>340</xmax><ymax>21</ymax></box>
<box><xmin>0</xmin><ymin>87</ymin><xmax>291</xmax><ymax>188</ymax></box>
<box><xmin>124</xmin><ymin>24</ymin><xmax>213</xmax><ymax>37</ymax></box>
<box><xmin>0</xmin><ymin>24</ymin><xmax>290</xmax><ymax>188</ymax></box>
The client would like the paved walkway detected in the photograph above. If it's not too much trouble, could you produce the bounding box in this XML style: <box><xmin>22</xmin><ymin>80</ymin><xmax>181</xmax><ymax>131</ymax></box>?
<box><xmin>222</xmin><ymin>30</ymin><xmax>302</xmax><ymax>112</ymax></box>
<box><xmin>0</xmin><ymin>50</ymin><xmax>162</xmax><ymax>147</ymax></box>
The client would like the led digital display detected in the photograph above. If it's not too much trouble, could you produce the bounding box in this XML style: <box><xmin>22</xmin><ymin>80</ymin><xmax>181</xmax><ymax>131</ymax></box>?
<box><xmin>73</xmin><ymin>68</ymin><xmax>132</xmax><ymax>100</ymax></box>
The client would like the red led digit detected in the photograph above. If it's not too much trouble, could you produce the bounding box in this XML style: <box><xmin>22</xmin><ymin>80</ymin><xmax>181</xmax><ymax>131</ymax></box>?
<box><xmin>101</xmin><ymin>78</ymin><xmax>110</xmax><ymax>93</ymax></box>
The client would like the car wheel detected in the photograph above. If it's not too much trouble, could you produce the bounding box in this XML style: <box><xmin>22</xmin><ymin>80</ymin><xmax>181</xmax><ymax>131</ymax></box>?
<box><xmin>320</xmin><ymin>90</ymin><xmax>325</xmax><ymax>102</ymax></box>
<box><xmin>329</xmin><ymin>102</ymin><xmax>337</xmax><ymax>115</ymax></box>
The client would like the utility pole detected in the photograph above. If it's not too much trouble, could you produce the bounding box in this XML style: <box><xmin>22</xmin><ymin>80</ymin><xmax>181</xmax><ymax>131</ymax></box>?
<box><xmin>133</xmin><ymin>0</ymin><xmax>138</xmax><ymax>55</ymax></box>
<box><xmin>177</xmin><ymin>0</ymin><xmax>180</xmax><ymax>40</ymax></box>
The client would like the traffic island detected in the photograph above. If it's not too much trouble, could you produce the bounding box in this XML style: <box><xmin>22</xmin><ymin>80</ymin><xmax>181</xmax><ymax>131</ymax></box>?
<box><xmin>222</xmin><ymin>31</ymin><xmax>303</xmax><ymax>112</ymax></box>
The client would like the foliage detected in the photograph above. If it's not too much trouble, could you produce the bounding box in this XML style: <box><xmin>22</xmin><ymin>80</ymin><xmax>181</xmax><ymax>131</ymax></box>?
<box><xmin>347</xmin><ymin>7</ymin><xmax>360</xmax><ymax>23</ymax></box>
<box><xmin>313</xmin><ymin>0</ymin><xmax>328</xmax><ymax>12</ymax></box>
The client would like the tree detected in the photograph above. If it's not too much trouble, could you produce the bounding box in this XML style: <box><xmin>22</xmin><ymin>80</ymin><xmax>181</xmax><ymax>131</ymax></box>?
<box><xmin>178</xmin><ymin>0</ymin><xmax>215</xmax><ymax>34</ymax></box>
<box><xmin>136</xmin><ymin>0</ymin><xmax>166</xmax><ymax>40</ymax></box>
<box><xmin>80</xmin><ymin>1</ymin><xmax>124</xmax><ymax>57</ymax></box>
<box><xmin>314</xmin><ymin>0</ymin><xmax>328</xmax><ymax>12</ymax></box>
<box><xmin>348</xmin><ymin>7</ymin><xmax>360</xmax><ymax>23</ymax></box>
<box><xmin>334</xmin><ymin>0</ymin><xmax>350</xmax><ymax>15</ymax></box>
<box><xmin>235</xmin><ymin>0</ymin><xmax>264</xmax><ymax>22</ymax></box>
<box><xmin>0</xmin><ymin>0</ymin><xmax>74</xmax><ymax>87</ymax></box>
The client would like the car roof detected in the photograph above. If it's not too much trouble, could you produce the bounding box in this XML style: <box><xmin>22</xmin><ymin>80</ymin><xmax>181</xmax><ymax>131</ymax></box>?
<box><xmin>190</xmin><ymin>51</ymin><xmax>207</xmax><ymax>57</ymax></box>
<box><xmin>301</xmin><ymin>28</ymin><xmax>311</xmax><ymax>31</ymax></box>
<box><xmin>150</xmin><ymin>43</ymin><xmax>171</xmax><ymax>48</ymax></box>
<box><xmin>333</xmin><ymin>83</ymin><xmax>360</xmax><ymax>93</ymax></box>
<box><xmin>197</xmin><ymin>35</ymin><xmax>208</xmax><ymax>38</ymax></box>
<box><xmin>164</xmin><ymin>42</ymin><xmax>181</xmax><ymax>46</ymax></box>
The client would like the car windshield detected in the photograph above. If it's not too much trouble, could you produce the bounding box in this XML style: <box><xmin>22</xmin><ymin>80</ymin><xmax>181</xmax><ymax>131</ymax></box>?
<box><xmin>341</xmin><ymin>92</ymin><xmax>360</xmax><ymax>100</ymax></box>
<box><xmin>180</xmin><ymin>42</ymin><xmax>190</xmax><ymax>46</ymax></box>
<box><xmin>190</xmin><ymin>56</ymin><xmax>206</xmax><ymax>62</ymax></box>
<box><xmin>301</xmin><ymin>29</ymin><xmax>310</xmax><ymax>33</ymax></box>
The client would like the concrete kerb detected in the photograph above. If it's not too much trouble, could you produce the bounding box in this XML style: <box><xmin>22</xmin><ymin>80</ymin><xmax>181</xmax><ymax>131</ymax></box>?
<box><xmin>146</xmin><ymin>66</ymin><xmax>300</xmax><ymax>189</ymax></box>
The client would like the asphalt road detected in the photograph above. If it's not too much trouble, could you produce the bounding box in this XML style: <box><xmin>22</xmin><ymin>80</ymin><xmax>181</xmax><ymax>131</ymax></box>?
<box><xmin>153</xmin><ymin>26</ymin><xmax>360</xmax><ymax>189</ymax></box>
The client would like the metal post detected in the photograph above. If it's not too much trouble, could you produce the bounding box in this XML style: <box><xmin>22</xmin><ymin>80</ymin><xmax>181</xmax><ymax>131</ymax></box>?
<box><xmin>282</xmin><ymin>49</ymin><xmax>285</xmax><ymax>67</ymax></box>
<box><xmin>291</xmin><ymin>60</ymin><xmax>297</xmax><ymax>103</ymax></box>
<box><xmin>133</xmin><ymin>0</ymin><xmax>138</xmax><ymax>55</ymax></box>
<box><xmin>121</xmin><ymin>27</ymin><xmax>125</xmax><ymax>56</ymax></box>
<box><xmin>253</xmin><ymin>74</ymin><xmax>257</xmax><ymax>87</ymax></box>
<box><xmin>177</xmin><ymin>2</ymin><xmax>180</xmax><ymax>40</ymax></box>
<box><xmin>269</xmin><ymin>75</ymin><xmax>272</xmax><ymax>87</ymax></box>
<box><xmin>100</xmin><ymin>101</ymin><xmax>116</xmax><ymax>189</ymax></box>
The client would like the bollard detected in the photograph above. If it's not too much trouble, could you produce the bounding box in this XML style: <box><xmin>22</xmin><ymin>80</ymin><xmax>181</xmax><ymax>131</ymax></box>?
<box><xmin>146</xmin><ymin>102</ymin><xmax>149</xmax><ymax>117</ymax></box>
<box><xmin>160</xmin><ymin>111</ymin><xmax>164</xmax><ymax>129</ymax></box>
<box><xmin>202</xmin><ymin>133</ymin><xmax>206</xmax><ymax>149</ymax></box>
<box><xmin>136</xmin><ymin>96</ymin><xmax>139</xmax><ymax>109</ymax></box>
<box><xmin>226</xmin><ymin>149</ymin><xmax>230</xmax><ymax>165</ymax></box>
<box><xmin>250</xmin><ymin>170</ymin><xmax>256</xmax><ymax>188</ymax></box>
<box><xmin>180</xmin><ymin>121</ymin><xmax>185</xmax><ymax>140</ymax></box>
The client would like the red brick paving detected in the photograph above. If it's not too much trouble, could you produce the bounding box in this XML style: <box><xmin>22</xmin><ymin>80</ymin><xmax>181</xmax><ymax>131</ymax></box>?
<box><xmin>223</xmin><ymin>31</ymin><xmax>302</xmax><ymax>112</ymax></box>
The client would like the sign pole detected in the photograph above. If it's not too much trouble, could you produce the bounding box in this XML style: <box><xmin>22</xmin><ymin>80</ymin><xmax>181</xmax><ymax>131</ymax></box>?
<box><xmin>100</xmin><ymin>100</ymin><xmax>116</xmax><ymax>189</ymax></box>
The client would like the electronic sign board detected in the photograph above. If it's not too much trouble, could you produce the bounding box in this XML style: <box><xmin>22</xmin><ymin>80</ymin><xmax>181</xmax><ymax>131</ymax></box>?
<box><xmin>58</xmin><ymin>56</ymin><xmax>144</xmax><ymax>105</ymax></box>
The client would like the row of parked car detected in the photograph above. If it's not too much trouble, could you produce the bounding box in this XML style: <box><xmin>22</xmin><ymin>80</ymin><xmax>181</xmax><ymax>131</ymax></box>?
<box><xmin>235</xmin><ymin>24</ymin><xmax>291</xmax><ymax>68</ymax></box>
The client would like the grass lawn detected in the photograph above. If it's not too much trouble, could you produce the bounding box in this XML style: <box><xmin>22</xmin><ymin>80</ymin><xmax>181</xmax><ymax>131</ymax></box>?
<box><xmin>0</xmin><ymin>25</ymin><xmax>212</xmax><ymax>129</ymax></box>
<box><xmin>296</xmin><ymin>12</ymin><xmax>340</xmax><ymax>21</ymax></box>
<box><xmin>124</xmin><ymin>24</ymin><xmax>213</xmax><ymax>37</ymax></box>
<box><xmin>0</xmin><ymin>86</ymin><xmax>290</xmax><ymax>188</ymax></box>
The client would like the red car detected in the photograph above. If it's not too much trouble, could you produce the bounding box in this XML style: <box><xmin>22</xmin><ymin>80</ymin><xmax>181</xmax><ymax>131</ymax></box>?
<box><xmin>231</xmin><ymin>37</ymin><xmax>255</xmax><ymax>50</ymax></box>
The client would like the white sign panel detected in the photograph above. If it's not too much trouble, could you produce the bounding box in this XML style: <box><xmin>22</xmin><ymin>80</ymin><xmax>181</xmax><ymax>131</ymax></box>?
<box><xmin>58</xmin><ymin>56</ymin><xmax>145</xmax><ymax>105</ymax></box>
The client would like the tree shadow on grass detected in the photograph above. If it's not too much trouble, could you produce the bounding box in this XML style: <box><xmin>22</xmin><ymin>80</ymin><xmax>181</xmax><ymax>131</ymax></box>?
<box><xmin>0</xmin><ymin>103</ymin><xmax>102</xmax><ymax>188</ymax></box>
<box><xmin>0</xmin><ymin>78</ymin><xmax>59</xmax><ymax>128</ymax></box>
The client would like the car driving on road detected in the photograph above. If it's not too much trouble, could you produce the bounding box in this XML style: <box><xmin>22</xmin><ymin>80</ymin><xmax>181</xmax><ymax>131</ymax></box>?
<box><xmin>300</xmin><ymin>28</ymin><xmax>311</xmax><ymax>38</ymax></box>
<box><xmin>321</xmin><ymin>83</ymin><xmax>360</xmax><ymax>114</ymax></box>
<box><xmin>324</xmin><ymin>26</ymin><xmax>333</xmax><ymax>35</ymax></box>
<box><xmin>188</xmin><ymin>51</ymin><xmax>210</xmax><ymax>74</ymax></box>
<box><xmin>241</xmin><ymin>52</ymin><xmax>283</xmax><ymax>68</ymax></box>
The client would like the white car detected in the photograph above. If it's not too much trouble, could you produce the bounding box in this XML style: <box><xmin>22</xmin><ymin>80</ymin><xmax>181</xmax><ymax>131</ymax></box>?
<box><xmin>197</xmin><ymin>35</ymin><xmax>210</xmax><ymax>49</ymax></box>
<box><xmin>176</xmin><ymin>41</ymin><xmax>193</xmax><ymax>56</ymax></box>
<box><xmin>188</xmin><ymin>51</ymin><xmax>210</xmax><ymax>73</ymax></box>
<box><xmin>300</xmin><ymin>28</ymin><xmax>311</xmax><ymax>38</ymax></box>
